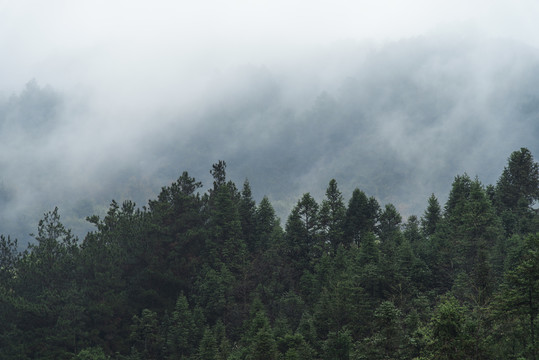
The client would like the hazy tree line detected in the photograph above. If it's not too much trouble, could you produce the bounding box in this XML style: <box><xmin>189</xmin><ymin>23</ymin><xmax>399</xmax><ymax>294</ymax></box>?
<box><xmin>0</xmin><ymin>148</ymin><xmax>538</xmax><ymax>359</ymax></box>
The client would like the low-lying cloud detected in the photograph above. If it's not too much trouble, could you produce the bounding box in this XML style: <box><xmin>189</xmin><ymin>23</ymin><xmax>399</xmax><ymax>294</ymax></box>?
<box><xmin>1</xmin><ymin>34</ymin><xmax>538</xmax><ymax>245</ymax></box>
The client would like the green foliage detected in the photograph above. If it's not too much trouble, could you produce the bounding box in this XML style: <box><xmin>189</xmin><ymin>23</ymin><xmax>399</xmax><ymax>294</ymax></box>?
<box><xmin>421</xmin><ymin>194</ymin><xmax>441</xmax><ymax>237</ymax></box>
<box><xmin>496</xmin><ymin>233</ymin><xmax>539</xmax><ymax>360</ymax></box>
<box><xmin>0</xmin><ymin>235</ymin><xmax>18</xmax><ymax>286</ymax></box>
<box><xmin>358</xmin><ymin>301</ymin><xmax>408</xmax><ymax>359</ymax></box>
<box><xmin>319</xmin><ymin>179</ymin><xmax>347</xmax><ymax>253</ymax></box>
<box><xmin>167</xmin><ymin>293</ymin><xmax>197</xmax><ymax>358</ymax></box>
<box><xmin>198</xmin><ymin>327</ymin><xmax>219</xmax><ymax>360</ymax></box>
<box><xmin>129</xmin><ymin>308</ymin><xmax>165</xmax><ymax>359</ymax></box>
<box><xmin>495</xmin><ymin>148</ymin><xmax>539</xmax><ymax>236</ymax></box>
<box><xmin>1</xmin><ymin>150</ymin><xmax>538</xmax><ymax>359</ymax></box>
<box><xmin>77</xmin><ymin>346</ymin><xmax>109</xmax><ymax>360</ymax></box>
<box><xmin>322</xmin><ymin>329</ymin><xmax>351</xmax><ymax>360</ymax></box>
<box><xmin>344</xmin><ymin>188</ymin><xmax>379</xmax><ymax>247</ymax></box>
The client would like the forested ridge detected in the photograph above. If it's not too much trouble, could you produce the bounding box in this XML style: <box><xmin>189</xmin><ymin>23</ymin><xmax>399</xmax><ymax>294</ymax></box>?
<box><xmin>1</xmin><ymin>148</ymin><xmax>539</xmax><ymax>359</ymax></box>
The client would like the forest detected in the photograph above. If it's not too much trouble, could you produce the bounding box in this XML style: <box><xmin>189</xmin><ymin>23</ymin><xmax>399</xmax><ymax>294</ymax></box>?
<box><xmin>0</xmin><ymin>147</ymin><xmax>538</xmax><ymax>360</ymax></box>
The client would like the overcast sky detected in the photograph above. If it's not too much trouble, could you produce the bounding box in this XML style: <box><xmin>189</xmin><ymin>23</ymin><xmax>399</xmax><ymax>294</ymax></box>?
<box><xmin>2</xmin><ymin>1</ymin><xmax>539</xmax><ymax>94</ymax></box>
<box><xmin>2</xmin><ymin>0</ymin><xmax>538</xmax><ymax>151</ymax></box>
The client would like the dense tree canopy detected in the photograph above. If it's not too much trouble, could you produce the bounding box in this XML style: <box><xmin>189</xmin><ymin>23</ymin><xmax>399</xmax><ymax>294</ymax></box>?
<box><xmin>0</xmin><ymin>149</ymin><xmax>538</xmax><ymax>359</ymax></box>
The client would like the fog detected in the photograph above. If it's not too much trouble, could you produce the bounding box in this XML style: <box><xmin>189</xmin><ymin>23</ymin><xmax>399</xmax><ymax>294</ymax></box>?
<box><xmin>1</xmin><ymin>1</ymin><xmax>539</xmax><ymax>244</ymax></box>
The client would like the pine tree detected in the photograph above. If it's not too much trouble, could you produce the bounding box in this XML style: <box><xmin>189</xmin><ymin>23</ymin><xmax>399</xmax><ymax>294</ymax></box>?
<box><xmin>255</xmin><ymin>196</ymin><xmax>279</xmax><ymax>252</ymax></box>
<box><xmin>421</xmin><ymin>194</ymin><xmax>441</xmax><ymax>237</ymax></box>
<box><xmin>319</xmin><ymin>179</ymin><xmax>346</xmax><ymax>253</ymax></box>
<box><xmin>198</xmin><ymin>327</ymin><xmax>219</xmax><ymax>360</ymax></box>
<box><xmin>207</xmin><ymin>161</ymin><xmax>247</xmax><ymax>275</ymax></box>
<box><xmin>495</xmin><ymin>148</ymin><xmax>539</xmax><ymax>235</ymax></box>
<box><xmin>285</xmin><ymin>193</ymin><xmax>320</xmax><ymax>271</ymax></box>
<box><xmin>167</xmin><ymin>293</ymin><xmax>196</xmax><ymax>358</ymax></box>
<box><xmin>379</xmin><ymin>203</ymin><xmax>402</xmax><ymax>244</ymax></box>
<box><xmin>240</xmin><ymin>179</ymin><xmax>257</xmax><ymax>253</ymax></box>
<box><xmin>344</xmin><ymin>188</ymin><xmax>379</xmax><ymax>247</ymax></box>
<box><xmin>442</xmin><ymin>176</ymin><xmax>503</xmax><ymax>303</ymax></box>
<box><xmin>498</xmin><ymin>233</ymin><xmax>539</xmax><ymax>360</ymax></box>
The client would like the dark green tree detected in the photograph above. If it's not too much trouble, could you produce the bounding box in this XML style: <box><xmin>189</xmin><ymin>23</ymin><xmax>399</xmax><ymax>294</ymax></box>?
<box><xmin>360</xmin><ymin>301</ymin><xmax>407</xmax><ymax>359</ymax></box>
<box><xmin>497</xmin><ymin>233</ymin><xmax>539</xmax><ymax>360</ymax></box>
<box><xmin>344</xmin><ymin>189</ymin><xmax>379</xmax><ymax>247</ymax></box>
<box><xmin>421</xmin><ymin>296</ymin><xmax>471</xmax><ymax>360</ymax></box>
<box><xmin>495</xmin><ymin>148</ymin><xmax>539</xmax><ymax>235</ymax></box>
<box><xmin>198</xmin><ymin>327</ymin><xmax>219</xmax><ymax>360</ymax></box>
<box><xmin>421</xmin><ymin>194</ymin><xmax>441</xmax><ymax>238</ymax></box>
<box><xmin>129</xmin><ymin>309</ymin><xmax>165</xmax><ymax>359</ymax></box>
<box><xmin>147</xmin><ymin>171</ymin><xmax>205</xmax><ymax>294</ymax></box>
<box><xmin>285</xmin><ymin>193</ymin><xmax>320</xmax><ymax>272</ymax></box>
<box><xmin>255</xmin><ymin>196</ymin><xmax>280</xmax><ymax>252</ymax></box>
<box><xmin>322</xmin><ymin>329</ymin><xmax>351</xmax><ymax>360</ymax></box>
<box><xmin>319</xmin><ymin>179</ymin><xmax>346</xmax><ymax>253</ymax></box>
<box><xmin>239</xmin><ymin>179</ymin><xmax>257</xmax><ymax>253</ymax></box>
<box><xmin>278</xmin><ymin>333</ymin><xmax>315</xmax><ymax>360</ymax></box>
<box><xmin>250</xmin><ymin>323</ymin><xmax>278</xmax><ymax>360</ymax></box>
<box><xmin>378</xmin><ymin>203</ymin><xmax>402</xmax><ymax>244</ymax></box>
<box><xmin>206</xmin><ymin>161</ymin><xmax>247</xmax><ymax>275</ymax></box>
<box><xmin>496</xmin><ymin>148</ymin><xmax>539</xmax><ymax>210</ymax></box>
<box><xmin>0</xmin><ymin>235</ymin><xmax>18</xmax><ymax>287</ymax></box>
<box><xmin>167</xmin><ymin>293</ymin><xmax>196</xmax><ymax>358</ymax></box>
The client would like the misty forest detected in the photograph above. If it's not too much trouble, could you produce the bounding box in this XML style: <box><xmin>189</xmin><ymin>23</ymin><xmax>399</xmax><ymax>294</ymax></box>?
<box><xmin>0</xmin><ymin>146</ymin><xmax>538</xmax><ymax>359</ymax></box>
<box><xmin>2</xmin><ymin>27</ymin><xmax>539</xmax><ymax>360</ymax></box>
<box><xmin>4</xmin><ymin>1</ymin><xmax>539</xmax><ymax>359</ymax></box>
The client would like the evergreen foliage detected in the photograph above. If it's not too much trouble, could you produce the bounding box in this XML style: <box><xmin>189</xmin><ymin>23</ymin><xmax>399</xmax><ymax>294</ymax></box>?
<box><xmin>0</xmin><ymin>148</ymin><xmax>538</xmax><ymax>359</ymax></box>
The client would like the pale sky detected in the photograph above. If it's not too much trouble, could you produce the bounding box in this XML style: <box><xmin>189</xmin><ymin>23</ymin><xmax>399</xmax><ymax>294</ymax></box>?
<box><xmin>1</xmin><ymin>0</ymin><xmax>538</xmax><ymax>95</ymax></box>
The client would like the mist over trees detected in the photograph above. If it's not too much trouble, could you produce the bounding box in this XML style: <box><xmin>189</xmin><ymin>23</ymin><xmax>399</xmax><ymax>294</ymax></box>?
<box><xmin>1</xmin><ymin>35</ymin><xmax>539</xmax><ymax>245</ymax></box>
<box><xmin>0</xmin><ymin>148</ymin><xmax>538</xmax><ymax>359</ymax></box>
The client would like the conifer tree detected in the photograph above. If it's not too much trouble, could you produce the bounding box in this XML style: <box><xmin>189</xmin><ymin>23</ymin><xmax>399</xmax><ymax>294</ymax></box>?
<box><xmin>421</xmin><ymin>194</ymin><xmax>441</xmax><ymax>237</ymax></box>
<box><xmin>498</xmin><ymin>233</ymin><xmax>539</xmax><ymax>360</ymax></box>
<box><xmin>198</xmin><ymin>327</ymin><xmax>219</xmax><ymax>360</ymax></box>
<box><xmin>319</xmin><ymin>179</ymin><xmax>346</xmax><ymax>253</ymax></box>
<box><xmin>240</xmin><ymin>179</ymin><xmax>257</xmax><ymax>253</ymax></box>
<box><xmin>495</xmin><ymin>148</ymin><xmax>539</xmax><ymax>235</ymax></box>
<box><xmin>255</xmin><ymin>196</ymin><xmax>279</xmax><ymax>252</ymax></box>
<box><xmin>285</xmin><ymin>193</ymin><xmax>320</xmax><ymax>271</ymax></box>
<box><xmin>167</xmin><ymin>293</ymin><xmax>196</xmax><ymax>358</ymax></box>
<box><xmin>344</xmin><ymin>188</ymin><xmax>379</xmax><ymax>247</ymax></box>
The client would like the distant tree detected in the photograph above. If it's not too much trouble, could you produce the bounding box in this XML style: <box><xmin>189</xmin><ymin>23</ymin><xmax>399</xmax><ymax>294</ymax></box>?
<box><xmin>378</xmin><ymin>203</ymin><xmax>402</xmax><ymax>243</ymax></box>
<box><xmin>496</xmin><ymin>148</ymin><xmax>539</xmax><ymax>210</ymax></box>
<box><xmin>322</xmin><ymin>329</ymin><xmax>351</xmax><ymax>360</ymax></box>
<box><xmin>24</xmin><ymin>207</ymin><xmax>79</xmax><ymax>293</ymax></box>
<box><xmin>147</xmin><ymin>171</ymin><xmax>205</xmax><ymax>296</ymax></box>
<box><xmin>319</xmin><ymin>179</ymin><xmax>346</xmax><ymax>253</ymax></box>
<box><xmin>240</xmin><ymin>179</ymin><xmax>257</xmax><ymax>253</ymax></box>
<box><xmin>76</xmin><ymin>346</ymin><xmax>108</xmax><ymax>360</ymax></box>
<box><xmin>250</xmin><ymin>324</ymin><xmax>278</xmax><ymax>360</ymax></box>
<box><xmin>360</xmin><ymin>301</ymin><xmax>407</xmax><ymax>359</ymax></box>
<box><xmin>344</xmin><ymin>188</ymin><xmax>379</xmax><ymax>247</ymax></box>
<box><xmin>278</xmin><ymin>333</ymin><xmax>315</xmax><ymax>360</ymax></box>
<box><xmin>210</xmin><ymin>160</ymin><xmax>227</xmax><ymax>190</ymax></box>
<box><xmin>495</xmin><ymin>148</ymin><xmax>539</xmax><ymax>235</ymax></box>
<box><xmin>255</xmin><ymin>196</ymin><xmax>280</xmax><ymax>252</ymax></box>
<box><xmin>167</xmin><ymin>293</ymin><xmax>196</xmax><ymax>358</ymax></box>
<box><xmin>498</xmin><ymin>233</ymin><xmax>539</xmax><ymax>360</ymax></box>
<box><xmin>129</xmin><ymin>309</ymin><xmax>165</xmax><ymax>359</ymax></box>
<box><xmin>285</xmin><ymin>193</ymin><xmax>320</xmax><ymax>271</ymax></box>
<box><xmin>198</xmin><ymin>327</ymin><xmax>219</xmax><ymax>360</ymax></box>
<box><xmin>378</xmin><ymin>203</ymin><xmax>404</xmax><ymax>288</ymax></box>
<box><xmin>0</xmin><ymin>235</ymin><xmax>18</xmax><ymax>286</ymax></box>
<box><xmin>421</xmin><ymin>194</ymin><xmax>441</xmax><ymax>237</ymax></box>
<box><xmin>422</xmin><ymin>296</ymin><xmax>470</xmax><ymax>360</ymax></box>
<box><xmin>403</xmin><ymin>215</ymin><xmax>422</xmax><ymax>244</ymax></box>
<box><xmin>206</xmin><ymin>161</ymin><xmax>247</xmax><ymax>275</ymax></box>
